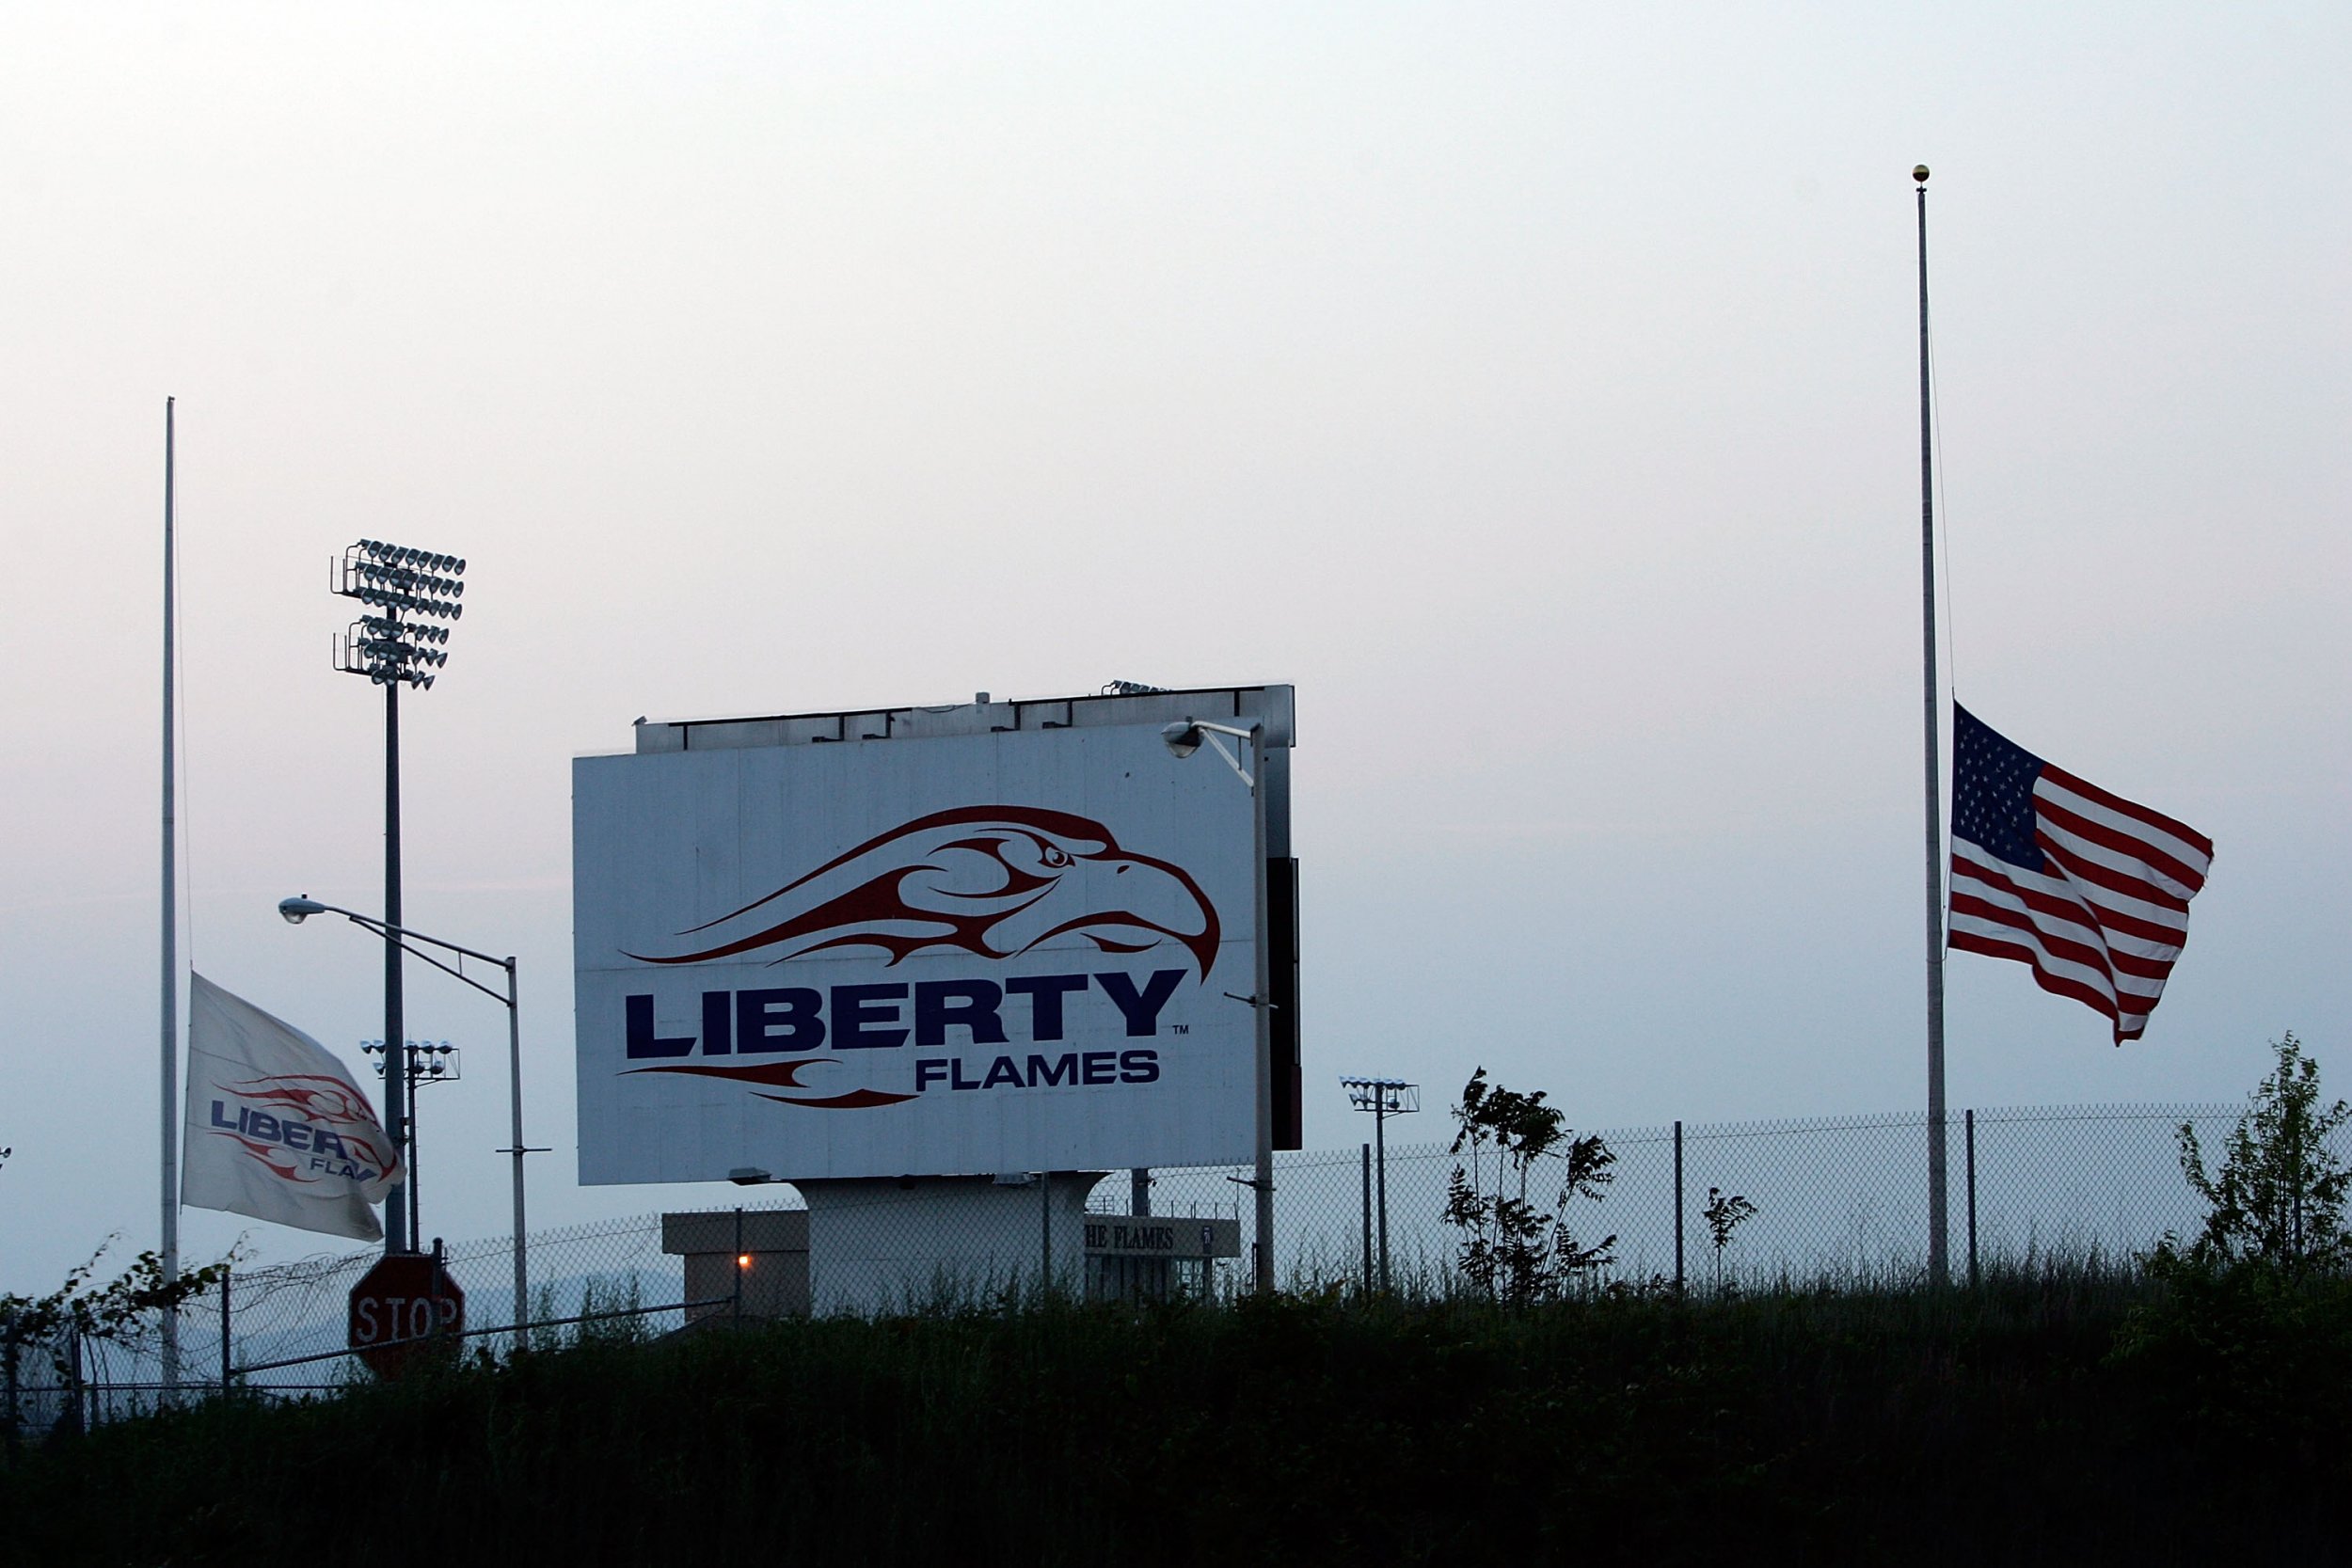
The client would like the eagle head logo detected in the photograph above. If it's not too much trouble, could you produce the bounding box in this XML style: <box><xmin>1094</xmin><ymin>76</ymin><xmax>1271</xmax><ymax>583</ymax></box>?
<box><xmin>626</xmin><ymin>804</ymin><xmax>1221</xmax><ymax>977</ymax></box>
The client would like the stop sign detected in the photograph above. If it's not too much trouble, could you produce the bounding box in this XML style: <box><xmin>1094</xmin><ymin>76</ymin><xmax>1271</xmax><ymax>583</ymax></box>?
<box><xmin>348</xmin><ymin>1253</ymin><xmax>466</xmax><ymax>1378</ymax></box>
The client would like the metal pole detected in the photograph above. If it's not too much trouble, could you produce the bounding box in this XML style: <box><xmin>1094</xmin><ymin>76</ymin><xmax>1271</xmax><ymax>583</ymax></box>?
<box><xmin>1131</xmin><ymin>1167</ymin><xmax>1150</xmax><ymax>1217</ymax></box>
<box><xmin>1360</xmin><ymin>1143</ymin><xmax>1373</xmax><ymax>1291</ymax></box>
<box><xmin>502</xmin><ymin>959</ymin><xmax>529</xmax><ymax>1355</ymax></box>
<box><xmin>1249</xmin><ymin>725</ymin><xmax>1275</xmax><ymax>1292</ymax></box>
<box><xmin>1374</xmin><ymin>1101</ymin><xmax>1391</xmax><ymax>1293</ymax></box>
<box><xmin>732</xmin><ymin>1207</ymin><xmax>744</xmax><ymax>1325</ymax></box>
<box><xmin>219</xmin><ymin>1271</ymin><xmax>231</xmax><ymax>1395</ymax></box>
<box><xmin>159</xmin><ymin>396</ymin><xmax>181</xmax><ymax>1393</ymax></box>
<box><xmin>1917</xmin><ymin>167</ymin><xmax>1950</xmax><ymax>1286</ymax></box>
<box><xmin>1965</xmin><ymin>1108</ymin><xmax>1979</xmax><ymax>1288</ymax></box>
<box><xmin>405</xmin><ymin>1046</ymin><xmax>424</xmax><ymax>1254</ymax></box>
<box><xmin>383</xmin><ymin>680</ymin><xmax>410</xmax><ymax>1256</ymax></box>
<box><xmin>1674</xmin><ymin>1119</ymin><xmax>1685</xmax><ymax>1295</ymax></box>
<box><xmin>1041</xmin><ymin>1170</ymin><xmax>1054</xmax><ymax>1298</ymax></box>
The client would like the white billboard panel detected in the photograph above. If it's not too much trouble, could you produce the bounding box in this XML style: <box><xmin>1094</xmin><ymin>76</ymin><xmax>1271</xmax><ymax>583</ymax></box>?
<box><xmin>573</xmin><ymin>721</ymin><xmax>1258</xmax><ymax>1184</ymax></box>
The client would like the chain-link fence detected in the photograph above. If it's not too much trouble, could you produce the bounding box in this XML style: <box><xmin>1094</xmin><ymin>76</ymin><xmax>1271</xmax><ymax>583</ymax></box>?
<box><xmin>1216</xmin><ymin>1101</ymin><xmax>2286</xmax><ymax>1297</ymax></box>
<box><xmin>6</xmin><ymin>1099</ymin><xmax>2318</xmax><ymax>1438</ymax></box>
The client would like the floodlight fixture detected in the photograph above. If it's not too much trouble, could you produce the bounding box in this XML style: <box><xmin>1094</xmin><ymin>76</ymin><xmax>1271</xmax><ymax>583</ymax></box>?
<box><xmin>279</xmin><ymin>895</ymin><xmax>326</xmax><ymax>924</ymax></box>
<box><xmin>332</xmin><ymin>536</ymin><xmax>468</xmax><ymax>690</ymax></box>
<box><xmin>1341</xmin><ymin>1077</ymin><xmax>1420</xmax><ymax>1117</ymax></box>
<box><xmin>1160</xmin><ymin>717</ymin><xmax>1257</xmax><ymax>787</ymax></box>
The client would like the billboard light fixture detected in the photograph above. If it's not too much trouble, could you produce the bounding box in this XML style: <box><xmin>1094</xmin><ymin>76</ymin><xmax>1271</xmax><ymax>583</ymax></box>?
<box><xmin>1161</xmin><ymin>719</ymin><xmax>1256</xmax><ymax>787</ymax></box>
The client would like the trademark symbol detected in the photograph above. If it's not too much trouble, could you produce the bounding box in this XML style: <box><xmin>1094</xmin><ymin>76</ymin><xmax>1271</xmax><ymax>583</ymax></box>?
<box><xmin>1172</xmin><ymin>1023</ymin><xmax>1190</xmax><ymax>1035</ymax></box>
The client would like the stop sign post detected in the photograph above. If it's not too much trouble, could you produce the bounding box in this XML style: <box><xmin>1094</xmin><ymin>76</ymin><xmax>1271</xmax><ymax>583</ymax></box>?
<box><xmin>349</xmin><ymin>1251</ymin><xmax>465</xmax><ymax>1378</ymax></box>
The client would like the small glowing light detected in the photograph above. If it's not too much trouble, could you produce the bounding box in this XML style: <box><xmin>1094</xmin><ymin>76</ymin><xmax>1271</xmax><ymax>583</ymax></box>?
<box><xmin>736</xmin><ymin>1254</ymin><xmax>753</xmax><ymax>1270</ymax></box>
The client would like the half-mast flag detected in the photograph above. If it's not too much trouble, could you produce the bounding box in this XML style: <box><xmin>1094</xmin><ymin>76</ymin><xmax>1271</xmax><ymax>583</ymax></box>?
<box><xmin>1947</xmin><ymin>705</ymin><xmax>2214</xmax><ymax>1044</ymax></box>
<box><xmin>182</xmin><ymin>973</ymin><xmax>405</xmax><ymax>1240</ymax></box>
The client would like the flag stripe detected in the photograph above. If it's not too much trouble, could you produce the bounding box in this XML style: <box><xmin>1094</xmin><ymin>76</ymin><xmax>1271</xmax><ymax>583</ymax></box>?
<box><xmin>1950</xmin><ymin>844</ymin><xmax>2186</xmax><ymax>957</ymax></box>
<box><xmin>2035</xmin><ymin>833</ymin><xmax>2192</xmax><ymax>918</ymax></box>
<box><xmin>1948</xmin><ymin>885</ymin><xmax>2166</xmax><ymax>1006</ymax></box>
<box><xmin>2037</xmin><ymin>775</ymin><xmax>2214</xmax><ymax>883</ymax></box>
<box><xmin>2040</xmin><ymin>763</ymin><xmax>2214</xmax><ymax>862</ymax></box>
<box><xmin>1949</xmin><ymin>927</ymin><xmax>2151</xmax><ymax>1040</ymax></box>
<box><xmin>2033</xmin><ymin>791</ymin><xmax>2207</xmax><ymax>901</ymax></box>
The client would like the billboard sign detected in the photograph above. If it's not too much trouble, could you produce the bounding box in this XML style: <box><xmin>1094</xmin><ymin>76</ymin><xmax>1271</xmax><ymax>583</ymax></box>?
<box><xmin>574</xmin><ymin>720</ymin><xmax>1261</xmax><ymax>1184</ymax></box>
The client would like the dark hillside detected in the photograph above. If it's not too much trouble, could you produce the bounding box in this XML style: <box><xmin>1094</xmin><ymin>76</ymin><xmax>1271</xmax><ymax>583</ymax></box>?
<box><xmin>7</xmin><ymin>1268</ymin><xmax>2346</xmax><ymax>1567</ymax></box>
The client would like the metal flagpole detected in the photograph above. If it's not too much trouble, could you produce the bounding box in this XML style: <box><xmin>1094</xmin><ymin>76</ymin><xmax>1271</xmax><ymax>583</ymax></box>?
<box><xmin>1916</xmin><ymin>165</ymin><xmax>1950</xmax><ymax>1284</ymax></box>
<box><xmin>160</xmin><ymin>397</ymin><xmax>181</xmax><ymax>1390</ymax></box>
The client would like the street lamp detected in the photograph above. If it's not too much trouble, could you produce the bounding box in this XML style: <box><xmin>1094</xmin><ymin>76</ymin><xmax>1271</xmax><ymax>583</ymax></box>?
<box><xmin>280</xmin><ymin>895</ymin><xmax>540</xmax><ymax>1352</ymax></box>
<box><xmin>1342</xmin><ymin>1077</ymin><xmax>1419</xmax><ymax>1292</ymax></box>
<box><xmin>1160</xmin><ymin>718</ymin><xmax>1276</xmax><ymax>1292</ymax></box>
<box><xmin>328</xmin><ymin>540</ymin><xmax>466</xmax><ymax>1262</ymax></box>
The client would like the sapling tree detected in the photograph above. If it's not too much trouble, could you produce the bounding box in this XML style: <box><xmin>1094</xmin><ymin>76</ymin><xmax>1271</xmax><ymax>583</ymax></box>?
<box><xmin>1443</xmin><ymin>1068</ymin><xmax>1616</xmax><ymax>1303</ymax></box>
<box><xmin>2169</xmin><ymin>1033</ymin><xmax>2351</xmax><ymax>1271</ymax></box>
<box><xmin>1702</xmin><ymin>1187</ymin><xmax>1757</xmax><ymax>1292</ymax></box>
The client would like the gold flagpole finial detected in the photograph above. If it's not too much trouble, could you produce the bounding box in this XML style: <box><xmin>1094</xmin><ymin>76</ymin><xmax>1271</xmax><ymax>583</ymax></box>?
<box><xmin>1914</xmin><ymin>164</ymin><xmax>1931</xmax><ymax>184</ymax></box>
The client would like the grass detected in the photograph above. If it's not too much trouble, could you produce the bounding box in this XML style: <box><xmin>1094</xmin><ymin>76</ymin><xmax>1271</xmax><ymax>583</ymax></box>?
<box><xmin>6</xmin><ymin>1259</ymin><xmax>2348</xmax><ymax>1566</ymax></box>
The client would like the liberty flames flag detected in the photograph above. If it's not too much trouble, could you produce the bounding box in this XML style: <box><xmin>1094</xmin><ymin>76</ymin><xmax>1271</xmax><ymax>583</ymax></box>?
<box><xmin>182</xmin><ymin>973</ymin><xmax>405</xmax><ymax>1240</ymax></box>
<box><xmin>1948</xmin><ymin>705</ymin><xmax>2214</xmax><ymax>1044</ymax></box>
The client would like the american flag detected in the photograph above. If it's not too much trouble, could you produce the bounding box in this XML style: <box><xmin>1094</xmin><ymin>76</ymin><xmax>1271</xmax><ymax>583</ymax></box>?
<box><xmin>1947</xmin><ymin>705</ymin><xmax>2214</xmax><ymax>1044</ymax></box>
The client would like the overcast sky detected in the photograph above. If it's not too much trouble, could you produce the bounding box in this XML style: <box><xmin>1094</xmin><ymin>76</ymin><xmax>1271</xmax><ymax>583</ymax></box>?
<box><xmin>4</xmin><ymin>3</ymin><xmax>2345</xmax><ymax>1291</ymax></box>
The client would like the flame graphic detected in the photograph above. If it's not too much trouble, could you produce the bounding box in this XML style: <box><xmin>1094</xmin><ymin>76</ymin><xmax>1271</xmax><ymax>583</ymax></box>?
<box><xmin>213</xmin><ymin>1073</ymin><xmax>398</xmax><ymax>1182</ymax></box>
<box><xmin>626</xmin><ymin>805</ymin><xmax>1220</xmax><ymax>977</ymax></box>
<box><xmin>625</xmin><ymin>1056</ymin><xmax>917</xmax><ymax>1110</ymax></box>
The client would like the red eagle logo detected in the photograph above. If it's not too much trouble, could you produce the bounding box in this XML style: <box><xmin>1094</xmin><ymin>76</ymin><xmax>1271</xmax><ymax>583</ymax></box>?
<box><xmin>627</xmin><ymin>804</ymin><xmax>1221</xmax><ymax>977</ymax></box>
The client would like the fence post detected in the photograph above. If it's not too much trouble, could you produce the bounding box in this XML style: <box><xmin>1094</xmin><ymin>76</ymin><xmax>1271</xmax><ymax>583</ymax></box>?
<box><xmin>1041</xmin><ymin>1172</ymin><xmax>1053</xmax><ymax>1298</ymax></box>
<box><xmin>1673</xmin><ymin>1120</ymin><xmax>1685</xmax><ymax>1296</ymax></box>
<box><xmin>732</xmin><ymin>1207</ymin><xmax>745</xmax><ymax>1325</ymax></box>
<box><xmin>219</xmin><ymin>1272</ymin><xmax>232</xmax><ymax>1396</ymax></box>
<box><xmin>1964</xmin><ymin>1109</ymin><xmax>1979</xmax><ymax>1289</ymax></box>
<box><xmin>69</xmin><ymin>1327</ymin><xmax>85</xmax><ymax>1435</ymax></box>
<box><xmin>4</xmin><ymin>1322</ymin><xmax>17</xmax><ymax>1447</ymax></box>
<box><xmin>1360</xmin><ymin>1143</ymin><xmax>1374</xmax><ymax>1292</ymax></box>
<box><xmin>432</xmin><ymin>1239</ymin><xmax>448</xmax><ymax>1338</ymax></box>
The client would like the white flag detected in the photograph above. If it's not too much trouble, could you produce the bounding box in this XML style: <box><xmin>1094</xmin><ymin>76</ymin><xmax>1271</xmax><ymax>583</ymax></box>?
<box><xmin>182</xmin><ymin>972</ymin><xmax>404</xmax><ymax>1241</ymax></box>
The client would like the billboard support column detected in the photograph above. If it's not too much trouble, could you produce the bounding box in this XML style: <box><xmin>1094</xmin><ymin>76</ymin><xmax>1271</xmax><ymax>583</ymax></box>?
<box><xmin>1250</xmin><ymin>723</ymin><xmax>1275</xmax><ymax>1294</ymax></box>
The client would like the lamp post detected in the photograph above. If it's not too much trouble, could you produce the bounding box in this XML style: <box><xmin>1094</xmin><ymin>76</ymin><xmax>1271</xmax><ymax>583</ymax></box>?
<box><xmin>280</xmin><ymin>896</ymin><xmax>539</xmax><ymax>1352</ymax></box>
<box><xmin>1160</xmin><ymin>718</ymin><xmax>1276</xmax><ymax>1293</ymax></box>
<box><xmin>329</xmin><ymin>538</ymin><xmax>465</xmax><ymax>1260</ymax></box>
<box><xmin>1342</xmin><ymin>1077</ymin><xmax>1418</xmax><ymax>1292</ymax></box>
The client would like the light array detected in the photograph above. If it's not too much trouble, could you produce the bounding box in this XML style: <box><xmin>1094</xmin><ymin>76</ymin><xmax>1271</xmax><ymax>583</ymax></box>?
<box><xmin>1341</xmin><ymin>1077</ymin><xmax>1420</xmax><ymax>1116</ymax></box>
<box><xmin>333</xmin><ymin>538</ymin><xmax>466</xmax><ymax>689</ymax></box>
<box><xmin>360</xmin><ymin>1037</ymin><xmax>463</xmax><ymax>1082</ymax></box>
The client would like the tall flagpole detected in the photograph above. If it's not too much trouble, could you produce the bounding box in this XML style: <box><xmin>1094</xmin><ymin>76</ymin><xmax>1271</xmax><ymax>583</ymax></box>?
<box><xmin>161</xmin><ymin>397</ymin><xmax>183</xmax><ymax>1386</ymax></box>
<box><xmin>1915</xmin><ymin>166</ymin><xmax>1949</xmax><ymax>1284</ymax></box>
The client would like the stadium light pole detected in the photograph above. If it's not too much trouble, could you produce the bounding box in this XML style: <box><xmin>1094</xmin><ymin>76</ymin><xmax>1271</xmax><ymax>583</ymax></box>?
<box><xmin>329</xmin><ymin>539</ymin><xmax>464</xmax><ymax>1260</ymax></box>
<box><xmin>1342</xmin><ymin>1077</ymin><xmax>1418</xmax><ymax>1292</ymax></box>
<box><xmin>279</xmin><ymin>895</ymin><xmax>539</xmax><ymax>1353</ymax></box>
<box><xmin>1160</xmin><ymin>718</ymin><xmax>1276</xmax><ymax>1293</ymax></box>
